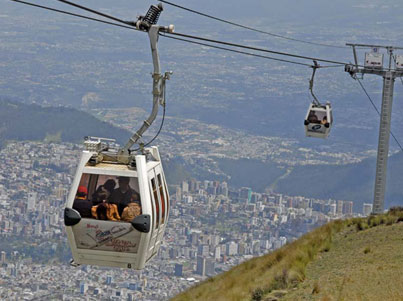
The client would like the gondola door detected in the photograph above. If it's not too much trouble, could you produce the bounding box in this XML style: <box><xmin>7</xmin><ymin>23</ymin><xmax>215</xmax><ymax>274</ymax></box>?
<box><xmin>147</xmin><ymin>168</ymin><xmax>160</xmax><ymax>258</ymax></box>
<box><xmin>146</xmin><ymin>164</ymin><xmax>169</xmax><ymax>259</ymax></box>
<box><xmin>154</xmin><ymin>164</ymin><xmax>168</xmax><ymax>252</ymax></box>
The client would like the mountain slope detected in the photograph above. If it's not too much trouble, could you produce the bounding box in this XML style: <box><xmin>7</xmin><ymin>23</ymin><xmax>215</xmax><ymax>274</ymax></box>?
<box><xmin>283</xmin><ymin>219</ymin><xmax>403</xmax><ymax>300</ymax></box>
<box><xmin>0</xmin><ymin>99</ymin><xmax>131</xmax><ymax>145</ymax></box>
<box><xmin>275</xmin><ymin>151</ymin><xmax>403</xmax><ymax>209</ymax></box>
<box><xmin>171</xmin><ymin>209</ymin><xmax>403</xmax><ymax>301</ymax></box>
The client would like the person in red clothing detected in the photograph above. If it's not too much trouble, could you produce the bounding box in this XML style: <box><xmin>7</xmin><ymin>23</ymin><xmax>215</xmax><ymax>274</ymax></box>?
<box><xmin>72</xmin><ymin>186</ymin><xmax>93</xmax><ymax>218</ymax></box>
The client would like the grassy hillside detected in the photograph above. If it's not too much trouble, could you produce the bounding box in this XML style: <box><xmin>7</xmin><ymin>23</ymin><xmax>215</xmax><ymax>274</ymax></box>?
<box><xmin>283</xmin><ymin>217</ymin><xmax>403</xmax><ymax>300</ymax></box>
<box><xmin>172</xmin><ymin>209</ymin><xmax>403</xmax><ymax>301</ymax></box>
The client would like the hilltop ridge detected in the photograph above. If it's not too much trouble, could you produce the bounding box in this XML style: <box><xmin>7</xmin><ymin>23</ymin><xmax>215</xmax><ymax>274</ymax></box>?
<box><xmin>172</xmin><ymin>209</ymin><xmax>403</xmax><ymax>301</ymax></box>
<box><xmin>274</xmin><ymin>151</ymin><xmax>403</xmax><ymax>209</ymax></box>
<box><xmin>0</xmin><ymin>99</ymin><xmax>131</xmax><ymax>146</ymax></box>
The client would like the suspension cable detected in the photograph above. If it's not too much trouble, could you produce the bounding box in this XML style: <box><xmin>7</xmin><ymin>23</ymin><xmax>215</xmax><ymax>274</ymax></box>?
<box><xmin>13</xmin><ymin>0</ymin><xmax>349</xmax><ymax>66</ymax></box>
<box><xmin>166</xmin><ymin>31</ymin><xmax>348</xmax><ymax>66</ymax></box>
<box><xmin>356</xmin><ymin>78</ymin><xmax>403</xmax><ymax>152</ymax></box>
<box><xmin>54</xmin><ymin>0</ymin><xmax>135</xmax><ymax>26</ymax></box>
<box><xmin>158</xmin><ymin>0</ymin><xmax>349</xmax><ymax>49</ymax></box>
<box><xmin>160</xmin><ymin>34</ymin><xmax>313</xmax><ymax>67</ymax></box>
<box><xmin>10</xmin><ymin>0</ymin><xmax>348</xmax><ymax>70</ymax></box>
<box><xmin>15</xmin><ymin>0</ymin><xmax>393</xmax><ymax>70</ymax></box>
<box><xmin>11</xmin><ymin>0</ymin><xmax>139</xmax><ymax>31</ymax></box>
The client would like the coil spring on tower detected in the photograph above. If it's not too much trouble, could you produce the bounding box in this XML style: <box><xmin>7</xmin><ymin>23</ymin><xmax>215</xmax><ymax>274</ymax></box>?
<box><xmin>144</xmin><ymin>4</ymin><xmax>163</xmax><ymax>25</ymax></box>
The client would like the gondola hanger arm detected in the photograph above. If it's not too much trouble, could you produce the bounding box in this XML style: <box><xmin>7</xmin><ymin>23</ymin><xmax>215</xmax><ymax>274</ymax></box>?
<box><xmin>309</xmin><ymin>60</ymin><xmax>321</xmax><ymax>106</ymax></box>
<box><xmin>117</xmin><ymin>5</ymin><xmax>174</xmax><ymax>164</ymax></box>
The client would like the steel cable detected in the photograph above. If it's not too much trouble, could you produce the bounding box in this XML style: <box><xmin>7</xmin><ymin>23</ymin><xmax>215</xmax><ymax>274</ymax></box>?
<box><xmin>356</xmin><ymin>78</ymin><xmax>403</xmax><ymax>152</ymax></box>
<box><xmin>158</xmin><ymin>0</ymin><xmax>349</xmax><ymax>49</ymax></box>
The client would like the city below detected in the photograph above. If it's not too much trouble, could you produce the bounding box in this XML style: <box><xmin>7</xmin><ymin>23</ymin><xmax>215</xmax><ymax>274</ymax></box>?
<box><xmin>0</xmin><ymin>141</ymin><xmax>372</xmax><ymax>300</ymax></box>
<box><xmin>0</xmin><ymin>1</ymin><xmax>402</xmax><ymax>300</ymax></box>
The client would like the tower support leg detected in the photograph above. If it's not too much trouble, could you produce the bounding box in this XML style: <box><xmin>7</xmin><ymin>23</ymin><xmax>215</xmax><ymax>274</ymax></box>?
<box><xmin>373</xmin><ymin>72</ymin><xmax>395</xmax><ymax>214</ymax></box>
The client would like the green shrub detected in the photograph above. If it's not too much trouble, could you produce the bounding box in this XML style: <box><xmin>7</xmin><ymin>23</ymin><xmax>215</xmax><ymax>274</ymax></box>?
<box><xmin>356</xmin><ymin>221</ymin><xmax>368</xmax><ymax>231</ymax></box>
<box><xmin>388</xmin><ymin>207</ymin><xmax>403</xmax><ymax>215</ymax></box>
<box><xmin>386</xmin><ymin>216</ymin><xmax>396</xmax><ymax>226</ymax></box>
<box><xmin>367</xmin><ymin>216</ymin><xmax>381</xmax><ymax>227</ymax></box>
<box><xmin>269</xmin><ymin>269</ymin><xmax>288</xmax><ymax>291</ymax></box>
<box><xmin>379</xmin><ymin>216</ymin><xmax>386</xmax><ymax>224</ymax></box>
<box><xmin>251</xmin><ymin>288</ymin><xmax>263</xmax><ymax>301</ymax></box>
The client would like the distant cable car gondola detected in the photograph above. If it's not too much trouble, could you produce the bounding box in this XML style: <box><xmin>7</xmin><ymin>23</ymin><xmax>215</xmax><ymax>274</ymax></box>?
<box><xmin>304</xmin><ymin>61</ymin><xmax>333</xmax><ymax>139</ymax></box>
<box><xmin>304</xmin><ymin>102</ymin><xmax>333</xmax><ymax>138</ymax></box>
<box><xmin>64</xmin><ymin>4</ymin><xmax>175</xmax><ymax>269</ymax></box>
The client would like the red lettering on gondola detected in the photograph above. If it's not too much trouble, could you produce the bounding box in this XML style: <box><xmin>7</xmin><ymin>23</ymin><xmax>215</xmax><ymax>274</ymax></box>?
<box><xmin>106</xmin><ymin>239</ymin><xmax>137</xmax><ymax>252</ymax></box>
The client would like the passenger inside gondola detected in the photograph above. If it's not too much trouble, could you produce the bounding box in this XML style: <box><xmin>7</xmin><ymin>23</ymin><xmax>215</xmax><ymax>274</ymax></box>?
<box><xmin>92</xmin><ymin>179</ymin><xmax>116</xmax><ymax>206</ymax></box>
<box><xmin>73</xmin><ymin>174</ymin><xmax>142</xmax><ymax>222</ymax></box>
<box><xmin>321</xmin><ymin>116</ymin><xmax>328</xmax><ymax>125</ymax></box>
<box><xmin>72</xmin><ymin>186</ymin><xmax>93</xmax><ymax>218</ymax></box>
<box><xmin>308</xmin><ymin>111</ymin><xmax>319</xmax><ymax>123</ymax></box>
<box><xmin>93</xmin><ymin>202</ymin><xmax>108</xmax><ymax>220</ymax></box>
<box><xmin>91</xmin><ymin>202</ymin><xmax>120</xmax><ymax>221</ymax></box>
<box><xmin>121</xmin><ymin>198</ymin><xmax>142</xmax><ymax>222</ymax></box>
<box><xmin>109</xmin><ymin>176</ymin><xmax>141</xmax><ymax>216</ymax></box>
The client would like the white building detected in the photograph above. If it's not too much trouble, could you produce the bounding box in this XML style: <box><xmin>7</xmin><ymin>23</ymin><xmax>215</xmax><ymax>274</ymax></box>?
<box><xmin>363</xmin><ymin>203</ymin><xmax>373</xmax><ymax>216</ymax></box>
<box><xmin>27</xmin><ymin>192</ymin><xmax>37</xmax><ymax>211</ymax></box>
<box><xmin>226</xmin><ymin>242</ymin><xmax>238</xmax><ymax>256</ymax></box>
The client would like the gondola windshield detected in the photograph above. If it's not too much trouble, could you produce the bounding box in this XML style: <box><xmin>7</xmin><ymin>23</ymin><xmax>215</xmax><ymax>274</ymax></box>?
<box><xmin>72</xmin><ymin>174</ymin><xmax>143</xmax><ymax>253</ymax></box>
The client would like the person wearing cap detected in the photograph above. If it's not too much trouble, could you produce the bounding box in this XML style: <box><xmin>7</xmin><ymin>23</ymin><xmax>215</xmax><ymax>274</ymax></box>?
<box><xmin>109</xmin><ymin>177</ymin><xmax>140</xmax><ymax>216</ymax></box>
<box><xmin>73</xmin><ymin>185</ymin><xmax>93</xmax><ymax>218</ymax></box>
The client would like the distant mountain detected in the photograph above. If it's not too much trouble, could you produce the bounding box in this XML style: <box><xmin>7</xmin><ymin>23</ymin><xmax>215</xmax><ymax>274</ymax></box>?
<box><xmin>0</xmin><ymin>99</ymin><xmax>131</xmax><ymax>146</ymax></box>
<box><xmin>275</xmin><ymin>151</ymin><xmax>403</xmax><ymax>209</ymax></box>
<box><xmin>164</xmin><ymin>153</ymin><xmax>402</xmax><ymax>210</ymax></box>
<box><xmin>3</xmin><ymin>0</ymin><xmax>403</xmax><ymax>147</ymax></box>
<box><xmin>217</xmin><ymin>158</ymin><xmax>284</xmax><ymax>190</ymax></box>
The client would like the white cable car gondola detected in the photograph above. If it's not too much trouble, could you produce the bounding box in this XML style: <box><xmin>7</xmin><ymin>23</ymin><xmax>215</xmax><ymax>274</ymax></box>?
<box><xmin>64</xmin><ymin>4</ymin><xmax>175</xmax><ymax>269</ymax></box>
<box><xmin>304</xmin><ymin>61</ymin><xmax>333</xmax><ymax>139</ymax></box>
<box><xmin>304</xmin><ymin>102</ymin><xmax>333</xmax><ymax>138</ymax></box>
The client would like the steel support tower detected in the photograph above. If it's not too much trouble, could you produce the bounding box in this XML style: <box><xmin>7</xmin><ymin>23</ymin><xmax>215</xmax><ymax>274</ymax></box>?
<box><xmin>345</xmin><ymin>44</ymin><xmax>403</xmax><ymax>214</ymax></box>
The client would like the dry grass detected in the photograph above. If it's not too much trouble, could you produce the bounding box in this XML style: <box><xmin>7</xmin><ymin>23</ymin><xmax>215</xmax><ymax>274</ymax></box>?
<box><xmin>283</xmin><ymin>208</ymin><xmax>403</xmax><ymax>301</ymax></box>
<box><xmin>172</xmin><ymin>219</ymin><xmax>346</xmax><ymax>301</ymax></box>
<box><xmin>171</xmin><ymin>207</ymin><xmax>403</xmax><ymax>301</ymax></box>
